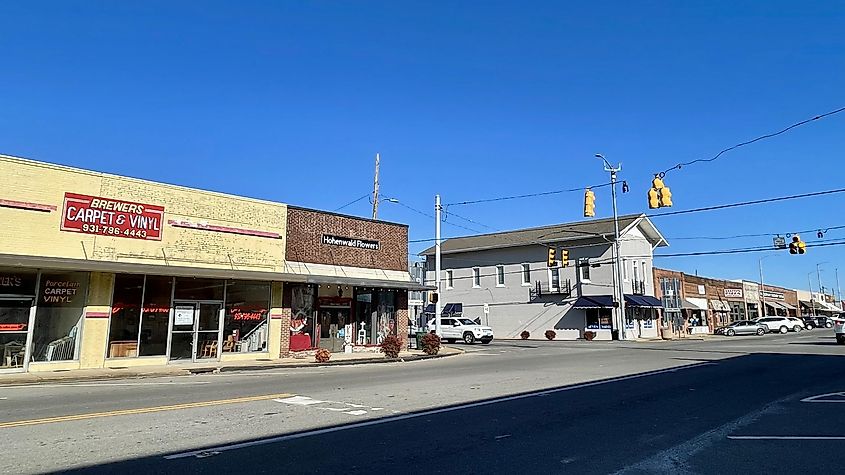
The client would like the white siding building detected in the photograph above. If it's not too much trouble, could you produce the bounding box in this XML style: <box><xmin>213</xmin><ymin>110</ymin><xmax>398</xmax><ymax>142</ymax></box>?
<box><xmin>421</xmin><ymin>214</ymin><xmax>668</xmax><ymax>340</ymax></box>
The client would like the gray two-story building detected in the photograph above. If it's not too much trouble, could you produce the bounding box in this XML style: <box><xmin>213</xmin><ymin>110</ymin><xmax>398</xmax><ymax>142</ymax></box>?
<box><xmin>421</xmin><ymin>214</ymin><xmax>668</xmax><ymax>340</ymax></box>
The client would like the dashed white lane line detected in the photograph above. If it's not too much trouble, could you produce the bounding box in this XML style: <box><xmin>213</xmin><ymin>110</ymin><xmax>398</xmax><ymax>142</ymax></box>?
<box><xmin>273</xmin><ymin>395</ymin><xmax>388</xmax><ymax>417</ymax></box>
<box><xmin>166</xmin><ymin>361</ymin><xmax>716</xmax><ymax>460</ymax></box>
<box><xmin>273</xmin><ymin>396</ymin><xmax>324</xmax><ymax>406</ymax></box>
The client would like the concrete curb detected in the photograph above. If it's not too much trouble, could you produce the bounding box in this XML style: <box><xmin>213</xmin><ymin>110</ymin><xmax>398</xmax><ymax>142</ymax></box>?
<box><xmin>0</xmin><ymin>348</ymin><xmax>462</xmax><ymax>386</ymax></box>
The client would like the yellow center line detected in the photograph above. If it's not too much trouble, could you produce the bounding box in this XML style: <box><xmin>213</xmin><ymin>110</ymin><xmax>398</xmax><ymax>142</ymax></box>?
<box><xmin>0</xmin><ymin>392</ymin><xmax>293</xmax><ymax>429</ymax></box>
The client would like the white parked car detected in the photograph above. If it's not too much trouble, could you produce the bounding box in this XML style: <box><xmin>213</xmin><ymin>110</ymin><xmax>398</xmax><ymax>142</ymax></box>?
<box><xmin>834</xmin><ymin>316</ymin><xmax>845</xmax><ymax>344</ymax></box>
<box><xmin>755</xmin><ymin>316</ymin><xmax>799</xmax><ymax>334</ymax></box>
<box><xmin>787</xmin><ymin>317</ymin><xmax>806</xmax><ymax>331</ymax></box>
<box><xmin>425</xmin><ymin>317</ymin><xmax>493</xmax><ymax>344</ymax></box>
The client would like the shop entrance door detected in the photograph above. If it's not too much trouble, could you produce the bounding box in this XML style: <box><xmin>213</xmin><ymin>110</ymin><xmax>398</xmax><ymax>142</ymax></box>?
<box><xmin>318</xmin><ymin>308</ymin><xmax>349</xmax><ymax>352</ymax></box>
<box><xmin>0</xmin><ymin>298</ymin><xmax>33</xmax><ymax>371</ymax></box>
<box><xmin>169</xmin><ymin>301</ymin><xmax>223</xmax><ymax>362</ymax></box>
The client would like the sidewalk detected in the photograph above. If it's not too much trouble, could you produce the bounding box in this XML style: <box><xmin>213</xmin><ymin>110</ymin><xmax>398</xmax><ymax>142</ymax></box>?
<box><xmin>0</xmin><ymin>347</ymin><xmax>462</xmax><ymax>386</ymax></box>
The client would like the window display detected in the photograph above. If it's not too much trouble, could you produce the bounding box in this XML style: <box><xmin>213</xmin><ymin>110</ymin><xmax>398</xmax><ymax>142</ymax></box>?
<box><xmin>32</xmin><ymin>272</ymin><xmax>89</xmax><ymax>362</ymax></box>
<box><xmin>289</xmin><ymin>284</ymin><xmax>315</xmax><ymax>351</ymax></box>
<box><xmin>224</xmin><ymin>281</ymin><xmax>270</xmax><ymax>353</ymax></box>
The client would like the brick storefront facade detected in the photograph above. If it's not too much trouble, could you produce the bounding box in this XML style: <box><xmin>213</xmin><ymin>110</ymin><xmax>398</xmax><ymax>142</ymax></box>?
<box><xmin>286</xmin><ymin>206</ymin><xmax>408</xmax><ymax>272</ymax></box>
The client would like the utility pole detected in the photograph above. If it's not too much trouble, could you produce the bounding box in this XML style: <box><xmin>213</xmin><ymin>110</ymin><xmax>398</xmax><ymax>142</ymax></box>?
<box><xmin>434</xmin><ymin>194</ymin><xmax>442</xmax><ymax>337</ymax></box>
<box><xmin>837</xmin><ymin>268</ymin><xmax>842</xmax><ymax>310</ymax></box>
<box><xmin>596</xmin><ymin>154</ymin><xmax>626</xmax><ymax>340</ymax></box>
<box><xmin>371</xmin><ymin>153</ymin><xmax>380</xmax><ymax>219</ymax></box>
<box><xmin>759</xmin><ymin>257</ymin><xmax>766</xmax><ymax>317</ymax></box>
<box><xmin>808</xmin><ymin>273</ymin><xmax>817</xmax><ymax>317</ymax></box>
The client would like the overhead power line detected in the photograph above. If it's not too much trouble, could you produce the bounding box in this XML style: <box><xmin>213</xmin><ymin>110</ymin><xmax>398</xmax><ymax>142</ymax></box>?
<box><xmin>660</xmin><ymin>105</ymin><xmax>845</xmax><ymax>175</ymax></box>
<box><xmin>333</xmin><ymin>193</ymin><xmax>370</xmax><ymax>212</ymax></box>
<box><xmin>445</xmin><ymin>181</ymin><xmax>613</xmax><ymax>206</ymax></box>
<box><xmin>648</xmin><ymin>187</ymin><xmax>845</xmax><ymax>218</ymax></box>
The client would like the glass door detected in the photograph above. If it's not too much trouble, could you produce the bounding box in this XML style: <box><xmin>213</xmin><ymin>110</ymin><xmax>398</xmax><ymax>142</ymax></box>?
<box><xmin>169</xmin><ymin>301</ymin><xmax>222</xmax><ymax>362</ymax></box>
<box><xmin>196</xmin><ymin>303</ymin><xmax>221</xmax><ymax>360</ymax></box>
<box><xmin>0</xmin><ymin>298</ymin><xmax>32</xmax><ymax>370</ymax></box>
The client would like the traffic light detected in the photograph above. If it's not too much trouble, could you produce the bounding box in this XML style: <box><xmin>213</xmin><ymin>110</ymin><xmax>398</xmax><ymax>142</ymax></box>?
<box><xmin>584</xmin><ymin>189</ymin><xmax>596</xmax><ymax>217</ymax></box>
<box><xmin>789</xmin><ymin>235</ymin><xmax>806</xmax><ymax>255</ymax></box>
<box><xmin>659</xmin><ymin>186</ymin><xmax>673</xmax><ymax>207</ymax></box>
<box><xmin>429</xmin><ymin>292</ymin><xmax>439</xmax><ymax>303</ymax></box>
<box><xmin>547</xmin><ymin>247</ymin><xmax>557</xmax><ymax>267</ymax></box>
<box><xmin>561</xmin><ymin>249</ymin><xmax>569</xmax><ymax>267</ymax></box>
<box><xmin>648</xmin><ymin>188</ymin><xmax>660</xmax><ymax>209</ymax></box>
<box><xmin>649</xmin><ymin>175</ymin><xmax>673</xmax><ymax>208</ymax></box>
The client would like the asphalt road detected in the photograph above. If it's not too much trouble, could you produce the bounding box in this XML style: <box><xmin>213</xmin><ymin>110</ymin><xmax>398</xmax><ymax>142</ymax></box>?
<box><xmin>3</xmin><ymin>330</ymin><xmax>845</xmax><ymax>474</ymax></box>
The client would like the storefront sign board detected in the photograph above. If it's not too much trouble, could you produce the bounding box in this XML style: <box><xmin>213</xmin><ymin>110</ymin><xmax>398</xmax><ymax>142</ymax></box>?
<box><xmin>762</xmin><ymin>290</ymin><xmax>785</xmax><ymax>300</ymax></box>
<box><xmin>321</xmin><ymin>234</ymin><xmax>380</xmax><ymax>251</ymax></box>
<box><xmin>724</xmin><ymin>288</ymin><xmax>743</xmax><ymax>298</ymax></box>
<box><xmin>61</xmin><ymin>193</ymin><xmax>164</xmax><ymax>241</ymax></box>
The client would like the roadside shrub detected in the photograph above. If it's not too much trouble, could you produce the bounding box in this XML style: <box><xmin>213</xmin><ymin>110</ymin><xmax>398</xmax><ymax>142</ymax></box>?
<box><xmin>584</xmin><ymin>331</ymin><xmax>596</xmax><ymax>341</ymax></box>
<box><xmin>421</xmin><ymin>333</ymin><xmax>441</xmax><ymax>355</ymax></box>
<box><xmin>380</xmin><ymin>335</ymin><xmax>402</xmax><ymax>358</ymax></box>
<box><xmin>314</xmin><ymin>348</ymin><xmax>331</xmax><ymax>363</ymax></box>
<box><xmin>544</xmin><ymin>330</ymin><xmax>556</xmax><ymax>340</ymax></box>
<box><xmin>520</xmin><ymin>330</ymin><xmax>530</xmax><ymax>340</ymax></box>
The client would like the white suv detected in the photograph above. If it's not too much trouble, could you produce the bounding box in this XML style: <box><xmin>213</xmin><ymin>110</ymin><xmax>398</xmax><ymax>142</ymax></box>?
<box><xmin>834</xmin><ymin>316</ymin><xmax>845</xmax><ymax>344</ymax></box>
<box><xmin>426</xmin><ymin>317</ymin><xmax>494</xmax><ymax>345</ymax></box>
<box><xmin>756</xmin><ymin>316</ymin><xmax>799</xmax><ymax>334</ymax></box>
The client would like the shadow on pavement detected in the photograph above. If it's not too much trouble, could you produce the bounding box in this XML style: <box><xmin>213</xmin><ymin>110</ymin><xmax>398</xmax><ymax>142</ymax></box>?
<box><xmin>63</xmin><ymin>353</ymin><xmax>845</xmax><ymax>475</ymax></box>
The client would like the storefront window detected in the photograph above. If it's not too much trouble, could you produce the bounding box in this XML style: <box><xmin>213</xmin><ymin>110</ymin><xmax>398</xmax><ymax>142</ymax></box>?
<box><xmin>289</xmin><ymin>284</ymin><xmax>316</xmax><ymax>351</ymax></box>
<box><xmin>224</xmin><ymin>281</ymin><xmax>270</xmax><ymax>353</ymax></box>
<box><xmin>375</xmin><ymin>290</ymin><xmax>396</xmax><ymax>343</ymax></box>
<box><xmin>107</xmin><ymin>274</ymin><xmax>145</xmax><ymax>358</ymax></box>
<box><xmin>729</xmin><ymin>302</ymin><xmax>745</xmax><ymax>322</ymax></box>
<box><xmin>586</xmin><ymin>308</ymin><xmax>613</xmax><ymax>329</ymax></box>
<box><xmin>139</xmin><ymin>275</ymin><xmax>172</xmax><ymax>356</ymax></box>
<box><xmin>1</xmin><ymin>269</ymin><xmax>37</xmax><ymax>370</ymax></box>
<box><xmin>1</xmin><ymin>299</ymin><xmax>32</xmax><ymax>369</ymax></box>
<box><xmin>32</xmin><ymin>272</ymin><xmax>89</xmax><ymax>362</ymax></box>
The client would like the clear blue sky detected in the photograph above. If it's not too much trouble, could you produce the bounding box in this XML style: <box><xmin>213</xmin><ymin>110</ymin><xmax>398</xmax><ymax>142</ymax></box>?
<box><xmin>2</xmin><ymin>1</ymin><xmax>844</xmax><ymax>293</ymax></box>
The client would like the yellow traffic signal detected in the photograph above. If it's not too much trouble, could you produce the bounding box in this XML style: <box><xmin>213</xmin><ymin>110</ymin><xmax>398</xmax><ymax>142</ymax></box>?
<box><xmin>789</xmin><ymin>235</ymin><xmax>806</xmax><ymax>255</ymax></box>
<box><xmin>648</xmin><ymin>188</ymin><xmax>660</xmax><ymax>209</ymax></box>
<box><xmin>561</xmin><ymin>249</ymin><xmax>569</xmax><ymax>267</ymax></box>
<box><xmin>659</xmin><ymin>186</ymin><xmax>673</xmax><ymax>207</ymax></box>
<box><xmin>584</xmin><ymin>189</ymin><xmax>596</xmax><ymax>217</ymax></box>
<box><xmin>649</xmin><ymin>175</ymin><xmax>673</xmax><ymax>208</ymax></box>
<box><xmin>547</xmin><ymin>248</ymin><xmax>557</xmax><ymax>267</ymax></box>
<box><xmin>651</xmin><ymin>177</ymin><xmax>665</xmax><ymax>189</ymax></box>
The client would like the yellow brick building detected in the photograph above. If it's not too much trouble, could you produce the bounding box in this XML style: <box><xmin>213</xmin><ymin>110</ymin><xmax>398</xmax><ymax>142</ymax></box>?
<box><xmin>0</xmin><ymin>154</ymin><xmax>424</xmax><ymax>373</ymax></box>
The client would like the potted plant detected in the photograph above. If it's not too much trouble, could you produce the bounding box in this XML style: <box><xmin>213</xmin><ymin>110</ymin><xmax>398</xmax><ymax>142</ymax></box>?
<box><xmin>380</xmin><ymin>335</ymin><xmax>402</xmax><ymax>358</ymax></box>
<box><xmin>584</xmin><ymin>331</ymin><xmax>596</xmax><ymax>341</ymax></box>
<box><xmin>544</xmin><ymin>330</ymin><xmax>556</xmax><ymax>340</ymax></box>
<box><xmin>520</xmin><ymin>330</ymin><xmax>530</xmax><ymax>340</ymax></box>
<box><xmin>421</xmin><ymin>333</ymin><xmax>441</xmax><ymax>355</ymax></box>
<box><xmin>314</xmin><ymin>348</ymin><xmax>331</xmax><ymax>362</ymax></box>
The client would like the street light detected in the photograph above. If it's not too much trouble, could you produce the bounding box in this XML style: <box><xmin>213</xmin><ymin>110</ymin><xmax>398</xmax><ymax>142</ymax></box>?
<box><xmin>807</xmin><ymin>271</ymin><xmax>818</xmax><ymax>317</ymax></box>
<box><xmin>595</xmin><ymin>153</ymin><xmax>626</xmax><ymax>340</ymax></box>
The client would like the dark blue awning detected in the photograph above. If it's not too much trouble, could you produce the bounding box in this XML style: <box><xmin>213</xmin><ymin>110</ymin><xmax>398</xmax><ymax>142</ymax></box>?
<box><xmin>442</xmin><ymin>303</ymin><xmax>463</xmax><ymax>315</ymax></box>
<box><xmin>573</xmin><ymin>295</ymin><xmax>614</xmax><ymax>308</ymax></box>
<box><xmin>423</xmin><ymin>303</ymin><xmax>464</xmax><ymax>315</ymax></box>
<box><xmin>625</xmin><ymin>295</ymin><xmax>663</xmax><ymax>308</ymax></box>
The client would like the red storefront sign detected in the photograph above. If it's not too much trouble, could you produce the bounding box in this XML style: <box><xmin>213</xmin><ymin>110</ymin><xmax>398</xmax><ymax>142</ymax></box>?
<box><xmin>61</xmin><ymin>193</ymin><xmax>164</xmax><ymax>241</ymax></box>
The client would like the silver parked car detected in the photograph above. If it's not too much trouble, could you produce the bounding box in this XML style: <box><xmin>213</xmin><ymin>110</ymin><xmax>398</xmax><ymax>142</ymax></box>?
<box><xmin>722</xmin><ymin>320</ymin><xmax>767</xmax><ymax>336</ymax></box>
